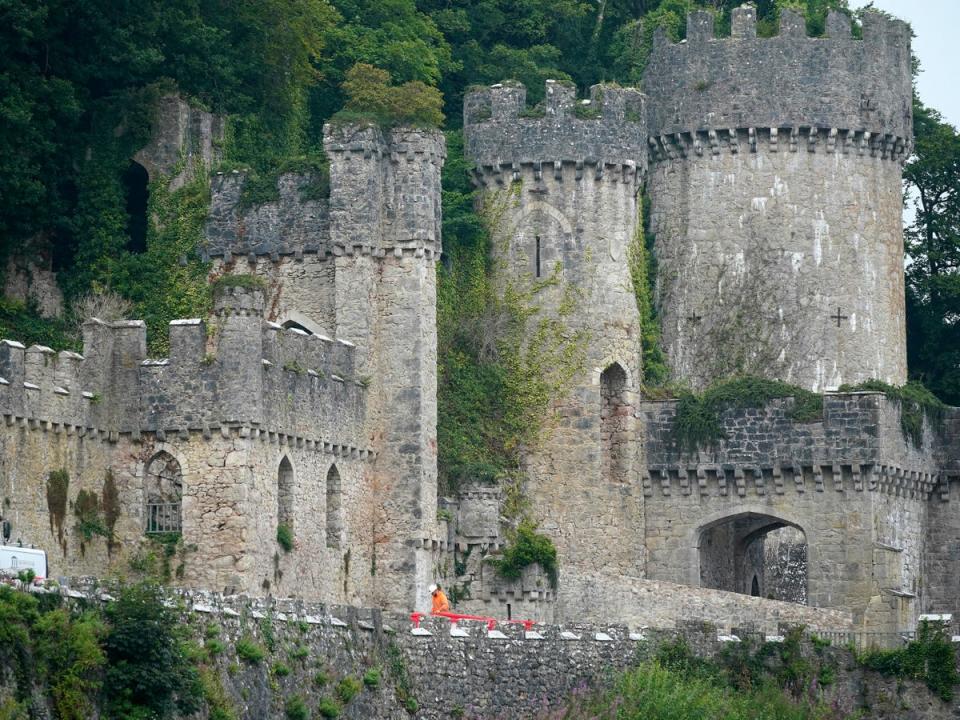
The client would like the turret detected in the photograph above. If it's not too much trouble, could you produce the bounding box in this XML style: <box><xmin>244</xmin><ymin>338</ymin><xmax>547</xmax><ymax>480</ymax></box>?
<box><xmin>463</xmin><ymin>81</ymin><xmax>648</xmax><ymax>620</ymax></box>
<box><xmin>643</xmin><ymin>7</ymin><xmax>912</xmax><ymax>391</ymax></box>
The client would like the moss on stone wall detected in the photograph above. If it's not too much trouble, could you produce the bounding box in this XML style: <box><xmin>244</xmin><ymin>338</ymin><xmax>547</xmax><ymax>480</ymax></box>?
<box><xmin>838</xmin><ymin>379</ymin><xmax>946</xmax><ymax>449</ymax></box>
<box><xmin>670</xmin><ymin>376</ymin><xmax>825</xmax><ymax>454</ymax></box>
<box><xmin>45</xmin><ymin>469</ymin><xmax>69</xmax><ymax>554</ymax></box>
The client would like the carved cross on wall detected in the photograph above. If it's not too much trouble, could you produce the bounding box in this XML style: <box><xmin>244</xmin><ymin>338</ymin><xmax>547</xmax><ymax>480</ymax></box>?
<box><xmin>831</xmin><ymin>307</ymin><xmax>849</xmax><ymax>327</ymax></box>
<box><xmin>687</xmin><ymin>312</ymin><xmax>703</xmax><ymax>324</ymax></box>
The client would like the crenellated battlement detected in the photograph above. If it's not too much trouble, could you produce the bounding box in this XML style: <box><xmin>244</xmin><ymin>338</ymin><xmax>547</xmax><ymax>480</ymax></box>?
<box><xmin>643</xmin><ymin>7</ymin><xmax>913</xmax><ymax>150</ymax></box>
<box><xmin>203</xmin><ymin>124</ymin><xmax>446</xmax><ymax>263</ymax></box>
<box><xmin>464</xmin><ymin>81</ymin><xmax>647</xmax><ymax>181</ymax></box>
<box><xmin>0</xmin><ymin>287</ymin><xmax>371</xmax><ymax>454</ymax></box>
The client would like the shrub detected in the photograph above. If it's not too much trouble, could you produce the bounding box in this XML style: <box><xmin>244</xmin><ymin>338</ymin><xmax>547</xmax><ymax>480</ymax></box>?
<box><xmin>211</xmin><ymin>273</ymin><xmax>267</xmax><ymax>293</ymax></box>
<box><xmin>859</xmin><ymin>620</ymin><xmax>958</xmax><ymax>701</ymax></box>
<box><xmin>489</xmin><ymin>520</ymin><xmax>558</xmax><ymax>588</ymax></box>
<box><xmin>336</xmin><ymin>676</ymin><xmax>362</xmax><ymax>704</ymax></box>
<box><xmin>317</xmin><ymin>696</ymin><xmax>340</xmax><ymax>718</ymax></box>
<box><xmin>236</xmin><ymin>637</ymin><xmax>266</xmax><ymax>664</ymax></box>
<box><xmin>289</xmin><ymin>645</ymin><xmax>310</xmax><ymax>661</ymax></box>
<box><xmin>285</xmin><ymin>695</ymin><xmax>309</xmax><ymax>720</ymax></box>
<box><xmin>272</xmin><ymin>662</ymin><xmax>291</xmax><ymax>677</ymax></box>
<box><xmin>362</xmin><ymin>667</ymin><xmax>381</xmax><ymax>688</ymax></box>
<box><xmin>102</xmin><ymin>583</ymin><xmax>203</xmax><ymax>718</ymax></box>
<box><xmin>277</xmin><ymin>524</ymin><xmax>294</xmax><ymax>552</ymax></box>
<box><xmin>337</xmin><ymin>63</ymin><xmax>444</xmax><ymax>128</ymax></box>
<box><xmin>314</xmin><ymin>670</ymin><xmax>330</xmax><ymax>687</ymax></box>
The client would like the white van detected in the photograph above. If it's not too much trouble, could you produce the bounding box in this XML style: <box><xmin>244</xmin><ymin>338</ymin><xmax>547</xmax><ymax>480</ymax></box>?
<box><xmin>0</xmin><ymin>545</ymin><xmax>47</xmax><ymax>581</ymax></box>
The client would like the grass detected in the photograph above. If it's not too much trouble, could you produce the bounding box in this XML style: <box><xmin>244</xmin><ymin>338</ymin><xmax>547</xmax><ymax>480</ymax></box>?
<box><xmin>557</xmin><ymin>661</ymin><xmax>847</xmax><ymax>720</ymax></box>
<box><xmin>236</xmin><ymin>637</ymin><xmax>266</xmax><ymax>664</ymax></box>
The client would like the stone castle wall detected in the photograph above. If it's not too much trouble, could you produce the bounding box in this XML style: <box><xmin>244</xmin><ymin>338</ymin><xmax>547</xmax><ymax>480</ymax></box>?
<box><xmin>208</xmin><ymin>125</ymin><xmax>447</xmax><ymax>613</ymax></box>
<box><xmin>643</xmin><ymin>8</ymin><xmax>912</xmax><ymax>391</ymax></box>
<box><xmin>640</xmin><ymin>392</ymin><xmax>951</xmax><ymax>632</ymax></box>
<box><xmin>464</xmin><ymin>81</ymin><xmax>648</xmax><ymax>621</ymax></box>
<box><xmin>0</xmin><ymin>285</ymin><xmax>378</xmax><ymax>600</ymax></box>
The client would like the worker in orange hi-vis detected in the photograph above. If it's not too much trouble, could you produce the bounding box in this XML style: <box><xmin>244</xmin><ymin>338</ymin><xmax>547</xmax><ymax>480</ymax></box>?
<box><xmin>429</xmin><ymin>583</ymin><xmax>450</xmax><ymax>614</ymax></box>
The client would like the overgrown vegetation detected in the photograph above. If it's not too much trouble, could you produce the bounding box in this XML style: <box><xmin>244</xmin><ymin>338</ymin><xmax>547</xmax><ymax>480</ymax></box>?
<box><xmin>489</xmin><ymin>520</ymin><xmax>558</xmax><ymax>588</ymax></box>
<box><xmin>631</xmin><ymin>196</ymin><xmax>669</xmax><ymax>386</ymax></box>
<box><xmin>838</xmin><ymin>379</ymin><xmax>947</xmax><ymax>449</ymax></box>
<box><xmin>277</xmin><ymin>524</ymin><xmax>294</xmax><ymax>553</ymax></box>
<box><xmin>45</xmin><ymin>469</ymin><xmax>70</xmax><ymax>553</ymax></box>
<box><xmin>670</xmin><ymin>376</ymin><xmax>825</xmax><ymax>453</ymax></box>
<box><xmin>563</xmin><ymin>630</ymin><xmax>861</xmax><ymax>719</ymax></box>
<box><xmin>333</xmin><ymin>63</ymin><xmax>444</xmax><ymax>128</ymax></box>
<box><xmin>858</xmin><ymin>620</ymin><xmax>959</xmax><ymax>701</ymax></box>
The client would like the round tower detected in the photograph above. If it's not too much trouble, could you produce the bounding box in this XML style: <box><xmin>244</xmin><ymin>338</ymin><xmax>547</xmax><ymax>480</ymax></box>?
<box><xmin>643</xmin><ymin>6</ymin><xmax>913</xmax><ymax>391</ymax></box>
<box><xmin>464</xmin><ymin>81</ymin><xmax>649</xmax><ymax>618</ymax></box>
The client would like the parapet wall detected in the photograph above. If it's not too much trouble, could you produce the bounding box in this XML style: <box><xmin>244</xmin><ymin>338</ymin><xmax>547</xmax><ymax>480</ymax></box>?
<box><xmin>643</xmin><ymin>8</ymin><xmax>912</xmax><ymax>149</ymax></box>
<box><xmin>641</xmin><ymin>392</ymin><xmax>945</xmax><ymax>495</ymax></box>
<box><xmin>203</xmin><ymin>125</ymin><xmax>445</xmax><ymax>262</ymax></box>
<box><xmin>0</xmin><ymin>287</ymin><xmax>370</xmax><ymax>454</ymax></box>
<box><xmin>464</xmin><ymin>81</ymin><xmax>647</xmax><ymax>177</ymax></box>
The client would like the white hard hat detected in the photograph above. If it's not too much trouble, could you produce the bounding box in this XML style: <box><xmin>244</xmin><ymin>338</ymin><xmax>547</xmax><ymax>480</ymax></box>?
<box><xmin>428</xmin><ymin>584</ymin><xmax>438</xmax><ymax>593</ymax></box>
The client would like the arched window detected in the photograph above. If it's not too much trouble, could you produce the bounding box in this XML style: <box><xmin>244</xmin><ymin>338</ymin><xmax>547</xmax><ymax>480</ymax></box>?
<box><xmin>145</xmin><ymin>452</ymin><xmax>182</xmax><ymax>534</ymax></box>
<box><xmin>600</xmin><ymin>363</ymin><xmax>630</xmax><ymax>483</ymax></box>
<box><xmin>278</xmin><ymin>456</ymin><xmax>294</xmax><ymax>533</ymax></box>
<box><xmin>326</xmin><ymin>465</ymin><xmax>342</xmax><ymax>549</ymax></box>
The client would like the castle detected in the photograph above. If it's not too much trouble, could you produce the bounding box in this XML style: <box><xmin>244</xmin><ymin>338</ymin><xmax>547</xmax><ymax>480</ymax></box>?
<box><xmin>1</xmin><ymin>6</ymin><xmax>958</xmax><ymax>638</ymax></box>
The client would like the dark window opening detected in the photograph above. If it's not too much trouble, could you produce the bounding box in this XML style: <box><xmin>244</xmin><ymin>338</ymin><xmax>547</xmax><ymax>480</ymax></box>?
<box><xmin>278</xmin><ymin>456</ymin><xmax>294</xmax><ymax>534</ymax></box>
<box><xmin>145</xmin><ymin>451</ymin><xmax>182</xmax><ymax>535</ymax></box>
<box><xmin>535</xmin><ymin>236</ymin><xmax>541</xmax><ymax>278</ymax></box>
<box><xmin>600</xmin><ymin>363</ymin><xmax>631</xmax><ymax>483</ymax></box>
<box><xmin>751</xmin><ymin>575</ymin><xmax>760</xmax><ymax>597</ymax></box>
<box><xmin>123</xmin><ymin>161</ymin><xmax>149</xmax><ymax>253</ymax></box>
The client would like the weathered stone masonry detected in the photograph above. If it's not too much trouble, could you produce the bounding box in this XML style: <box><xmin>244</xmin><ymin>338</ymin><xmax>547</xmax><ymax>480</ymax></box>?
<box><xmin>641</xmin><ymin>392</ymin><xmax>959</xmax><ymax>633</ymax></box>
<box><xmin>0</xmin><ymin>285</ymin><xmax>376</xmax><ymax>601</ymax></box>
<box><xmin>464</xmin><ymin>81</ymin><xmax>648</xmax><ymax>621</ymax></box>
<box><xmin>206</xmin><ymin>124</ymin><xmax>446</xmax><ymax>612</ymax></box>
<box><xmin>644</xmin><ymin>8</ymin><xmax>912</xmax><ymax>391</ymax></box>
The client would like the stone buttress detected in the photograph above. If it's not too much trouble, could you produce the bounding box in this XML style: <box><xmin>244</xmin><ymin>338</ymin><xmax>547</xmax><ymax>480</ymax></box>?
<box><xmin>464</xmin><ymin>81</ymin><xmax>648</xmax><ymax>620</ymax></box>
<box><xmin>643</xmin><ymin>7</ymin><xmax>912</xmax><ymax>391</ymax></box>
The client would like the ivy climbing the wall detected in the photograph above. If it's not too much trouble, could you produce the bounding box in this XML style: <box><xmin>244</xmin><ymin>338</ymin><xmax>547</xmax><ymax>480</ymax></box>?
<box><xmin>670</xmin><ymin>376</ymin><xmax>825</xmax><ymax>454</ymax></box>
<box><xmin>839</xmin><ymin>379</ymin><xmax>946</xmax><ymax>449</ymax></box>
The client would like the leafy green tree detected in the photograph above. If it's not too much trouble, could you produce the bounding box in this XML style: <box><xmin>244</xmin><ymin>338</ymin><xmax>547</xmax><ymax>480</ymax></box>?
<box><xmin>904</xmin><ymin>101</ymin><xmax>960</xmax><ymax>404</ymax></box>
<box><xmin>103</xmin><ymin>583</ymin><xmax>202</xmax><ymax>719</ymax></box>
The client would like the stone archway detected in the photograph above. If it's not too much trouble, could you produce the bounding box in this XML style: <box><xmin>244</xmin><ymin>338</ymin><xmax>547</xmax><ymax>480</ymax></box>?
<box><xmin>697</xmin><ymin>511</ymin><xmax>808</xmax><ymax>604</ymax></box>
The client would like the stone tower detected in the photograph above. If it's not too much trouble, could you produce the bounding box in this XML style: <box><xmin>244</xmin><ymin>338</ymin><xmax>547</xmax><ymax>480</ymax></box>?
<box><xmin>204</xmin><ymin>123</ymin><xmax>446</xmax><ymax>611</ymax></box>
<box><xmin>464</xmin><ymin>81</ymin><xmax>649</xmax><ymax>618</ymax></box>
<box><xmin>643</xmin><ymin>7</ymin><xmax>913</xmax><ymax>391</ymax></box>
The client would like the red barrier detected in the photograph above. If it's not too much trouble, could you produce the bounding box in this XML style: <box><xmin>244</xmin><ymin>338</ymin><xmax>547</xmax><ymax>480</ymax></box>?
<box><xmin>414</xmin><ymin>611</ymin><xmax>538</xmax><ymax>633</ymax></box>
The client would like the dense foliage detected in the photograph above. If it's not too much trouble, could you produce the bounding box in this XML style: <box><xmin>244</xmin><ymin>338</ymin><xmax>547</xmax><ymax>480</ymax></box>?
<box><xmin>904</xmin><ymin>101</ymin><xmax>960</xmax><ymax>405</ymax></box>
<box><xmin>0</xmin><ymin>583</ymin><xmax>207</xmax><ymax>719</ymax></box>
<box><xmin>859</xmin><ymin>620</ymin><xmax>959</xmax><ymax>701</ymax></box>
<box><xmin>557</xmin><ymin>632</ymin><xmax>849</xmax><ymax>720</ymax></box>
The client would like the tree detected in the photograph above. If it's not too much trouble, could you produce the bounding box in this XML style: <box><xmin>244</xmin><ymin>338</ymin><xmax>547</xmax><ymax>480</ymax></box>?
<box><xmin>903</xmin><ymin>100</ymin><xmax>960</xmax><ymax>404</ymax></box>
